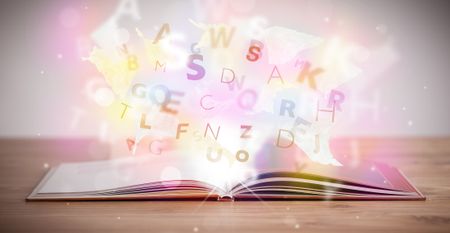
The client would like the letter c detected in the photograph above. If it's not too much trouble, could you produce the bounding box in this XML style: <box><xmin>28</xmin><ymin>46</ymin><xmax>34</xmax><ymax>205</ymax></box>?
<box><xmin>200</xmin><ymin>95</ymin><xmax>215</xmax><ymax>110</ymax></box>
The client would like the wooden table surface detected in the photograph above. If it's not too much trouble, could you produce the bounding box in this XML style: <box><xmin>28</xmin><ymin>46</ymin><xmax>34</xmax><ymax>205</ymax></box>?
<box><xmin>0</xmin><ymin>138</ymin><xmax>449</xmax><ymax>232</ymax></box>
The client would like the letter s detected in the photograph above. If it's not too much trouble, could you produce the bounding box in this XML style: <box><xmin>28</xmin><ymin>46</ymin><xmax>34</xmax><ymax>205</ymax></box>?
<box><xmin>246</xmin><ymin>46</ymin><xmax>261</xmax><ymax>62</ymax></box>
<box><xmin>186</xmin><ymin>54</ymin><xmax>205</xmax><ymax>80</ymax></box>
<box><xmin>246</xmin><ymin>40</ymin><xmax>264</xmax><ymax>62</ymax></box>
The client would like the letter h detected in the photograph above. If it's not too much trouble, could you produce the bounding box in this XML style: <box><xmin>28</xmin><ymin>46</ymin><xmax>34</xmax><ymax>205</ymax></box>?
<box><xmin>316</xmin><ymin>100</ymin><xmax>336</xmax><ymax>123</ymax></box>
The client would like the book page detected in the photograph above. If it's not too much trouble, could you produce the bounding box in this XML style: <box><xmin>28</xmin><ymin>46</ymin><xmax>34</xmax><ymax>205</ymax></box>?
<box><xmin>37</xmin><ymin>148</ymin><xmax>253</xmax><ymax>195</ymax></box>
<box><xmin>251</xmin><ymin>145</ymin><xmax>401</xmax><ymax>191</ymax></box>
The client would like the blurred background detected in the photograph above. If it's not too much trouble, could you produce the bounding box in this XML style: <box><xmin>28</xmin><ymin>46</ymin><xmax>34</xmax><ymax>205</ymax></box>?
<box><xmin>0</xmin><ymin>0</ymin><xmax>449</xmax><ymax>139</ymax></box>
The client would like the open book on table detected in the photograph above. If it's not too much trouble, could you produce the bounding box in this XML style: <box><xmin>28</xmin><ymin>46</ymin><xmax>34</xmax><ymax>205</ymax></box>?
<box><xmin>27</xmin><ymin>146</ymin><xmax>424</xmax><ymax>201</ymax></box>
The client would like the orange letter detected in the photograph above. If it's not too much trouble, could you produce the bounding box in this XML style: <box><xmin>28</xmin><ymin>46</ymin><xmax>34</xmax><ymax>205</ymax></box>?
<box><xmin>176</xmin><ymin>123</ymin><xmax>189</xmax><ymax>139</ymax></box>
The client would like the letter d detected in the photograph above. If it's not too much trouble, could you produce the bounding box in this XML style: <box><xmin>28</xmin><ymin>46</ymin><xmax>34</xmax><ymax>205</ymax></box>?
<box><xmin>276</xmin><ymin>129</ymin><xmax>295</xmax><ymax>148</ymax></box>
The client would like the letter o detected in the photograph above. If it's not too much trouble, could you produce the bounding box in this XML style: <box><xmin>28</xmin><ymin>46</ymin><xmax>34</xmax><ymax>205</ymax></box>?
<box><xmin>237</xmin><ymin>89</ymin><xmax>258</xmax><ymax>110</ymax></box>
<box><xmin>235</xmin><ymin>150</ymin><xmax>249</xmax><ymax>162</ymax></box>
<box><xmin>149</xmin><ymin>84</ymin><xmax>171</xmax><ymax>106</ymax></box>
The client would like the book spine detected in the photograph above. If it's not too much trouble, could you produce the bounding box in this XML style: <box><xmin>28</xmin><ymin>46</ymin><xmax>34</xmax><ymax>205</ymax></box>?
<box><xmin>217</xmin><ymin>194</ymin><xmax>234</xmax><ymax>201</ymax></box>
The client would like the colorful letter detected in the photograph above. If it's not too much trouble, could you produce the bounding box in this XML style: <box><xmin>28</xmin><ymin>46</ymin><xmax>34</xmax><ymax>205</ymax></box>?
<box><xmin>227</xmin><ymin>75</ymin><xmax>245</xmax><ymax>91</ymax></box>
<box><xmin>200</xmin><ymin>95</ymin><xmax>215</xmax><ymax>110</ymax></box>
<box><xmin>204</xmin><ymin>123</ymin><xmax>220</xmax><ymax>140</ymax></box>
<box><xmin>126</xmin><ymin>138</ymin><xmax>135</xmax><ymax>151</ymax></box>
<box><xmin>186</xmin><ymin>54</ymin><xmax>205</xmax><ymax>80</ymax></box>
<box><xmin>280</xmin><ymin>99</ymin><xmax>295</xmax><ymax>118</ymax></box>
<box><xmin>128</xmin><ymin>55</ymin><xmax>139</xmax><ymax>71</ymax></box>
<box><xmin>210</xmin><ymin>26</ymin><xmax>235</xmax><ymax>48</ymax></box>
<box><xmin>240</xmin><ymin>125</ymin><xmax>252</xmax><ymax>138</ymax></box>
<box><xmin>220</xmin><ymin>68</ymin><xmax>235</xmax><ymax>84</ymax></box>
<box><xmin>276</xmin><ymin>129</ymin><xmax>295</xmax><ymax>148</ymax></box>
<box><xmin>148</xmin><ymin>85</ymin><xmax>171</xmax><ymax>106</ymax></box>
<box><xmin>328</xmin><ymin>90</ymin><xmax>345</xmax><ymax>111</ymax></box>
<box><xmin>190</xmin><ymin>42</ymin><xmax>200</xmax><ymax>54</ymax></box>
<box><xmin>297</xmin><ymin>61</ymin><xmax>324</xmax><ymax>90</ymax></box>
<box><xmin>246</xmin><ymin>40</ymin><xmax>264</xmax><ymax>62</ymax></box>
<box><xmin>176</xmin><ymin>123</ymin><xmax>189</xmax><ymax>139</ymax></box>
<box><xmin>267</xmin><ymin>65</ymin><xmax>284</xmax><ymax>84</ymax></box>
<box><xmin>237</xmin><ymin>89</ymin><xmax>258</xmax><ymax>110</ymax></box>
<box><xmin>149</xmin><ymin>140</ymin><xmax>162</xmax><ymax>155</ymax></box>
<box><xmin>161</xmin><ymin>91</ymin><xmax>184</xmax><ymax>114</ymax></box>
<box><xmin>206</xmin><ymin>147</ymin><xmax>223</xmax><ymax>162</ymax></box>
<box><xmin>235</xmin><ymin>150</ymin><xmax>249</xmax><ymax>162</ymax></box>
<box><xmin>140</xmin><ymin>113</ymin><xmax>151</xmax><ymax>129</ymax></box>
<box><xmin>131</xmin><ymin>83</ymin><xmax>146</xmax><ymax>98</ymax></box>
<box><xmin>153</xmin><ymin>23</ymin><xmax>170</xmax><ymax>44</ymax></box>
<box><xmin>292</xmin><ymin>117</ymin><xmax>311</xmax><ymax>133</ymax></box>
<box><xmin>314</xmin><ymin>135</ymin><xmax>320</xmax><ymax>154</ymax></box>
<box><xmin>316</xmin><ymin>100</ymin><xmax>336</xmax><ymax>122</ymax></box>
<box><xmin>120</xmin><ymin>102</ymin><xmax>132</xmax><ymax>119</ymax></box>
<box><xmin>155</xmin><ymin>60</ymin><xmax>166</xmax><ymax>72</ymax></box>
<box><xmin>116</xmin><ymin>0</ymin><xmax>140</xmax><ymax>21</ymax></box>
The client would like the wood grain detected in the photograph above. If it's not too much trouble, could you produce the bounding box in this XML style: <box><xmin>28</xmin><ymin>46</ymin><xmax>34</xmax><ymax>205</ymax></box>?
<box><xmin>0</xmin><ymin>138</ymin><xmax>449</xmax><ymax>233</ymax></box>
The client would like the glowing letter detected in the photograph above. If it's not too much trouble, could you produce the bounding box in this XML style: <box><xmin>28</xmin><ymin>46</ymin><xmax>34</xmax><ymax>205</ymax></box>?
<box><xmin>210</xmin><ymin>26</ymin><xmax>235</xmax><ymax>48</ymax></box>
<box><xmin>176</xmin><ymin>123</ymin><xmax>189</xmax><ymax>139</ymax></box>
<box><xmin>267</xmin><ymin>65</ymin><xmax>284</xmax><ymax>84</ymax></box>
<box><xmin>206</xmin><ymin>147</ymin><xmax>222</xmax><ymax>162</ymax></box>
<box><xmin>316</xmin><ymin>100</ymin><xmax>336</xmax><ymax>122</ymax></box>
<box><xmin>155</xmin><ymin>60</ymin><xmax>166</xmax><ymax>72</ymax></box>
<box><xmin>119</xmin><ymin>44</ymin><xmax>128</xmax><ymax>54</ymax></box>
<box><xmin>149</xmin><ymin>140</ymin><xmax>162</xmax><ymax>155</ymax></box>
<box><xmin>128</xmin><ymin>55</ymin><xmax>139</xmax><ymax>71</ymax></box>
<box><xmin>153</xmin><ymin>23</ymin><xmax>170</xmax><ymax>44</ymax></box>
<box><xmin>161</xmin><ymin>91</ymin><xmax>184</xmax><ymax>114</ymax></box>
<box><xmin>240</xmin><ymin>125</ymin><xmax>252</xmax><ymax>139</ymax></box>
<box><xmin>131</xmin><ymin>83</ymin><xmax>146</xmax><ymax>98</ymax></box>
<box><xmin>297</xmin><ymin>61</ymin><xmax>324</xmax><ymax>90</ymax></box>
<box><xmin>292</xmin><ymin>117</ymin><xmax>311</xmax><ymax>134</ymax></box>
<box><xmin>237</xmin><ymin>89</ymin><xmax>258</xmax><ymax>110</ymax></box>
<box><xmin>328</xmin><ymin>90</ymin><xmax>345</xmax><ymax>111</ymax></box>
<box><xmin>149</xmin><ymin>85</ymin><xmax>171</xmax><ymax>106</ymax></box>
<box><xmin>126</xmin><ymin>138</ymin><xmax>135</xmax><ymax>151</ymax></box>
<box><xmin>280</xmin><ymin>99</ymin><xmax>295</xmax><ymax>118</ymax></box>
<box><xmin>235</xmin><ymin>150</ymin><xmax>249</xmax><ymax>162</ymax></box>
<box><xmin>314</xmin><ymin>135</ymin><xmax>320</xmax><ymax>153</ymax></box>
<box><xmin>140</xmin><ymin>113</ymin><xmax>151</xmax><ymax>129</ymax></box>
<box><xmin>116</xmin><ymin>0</ymin><xmax>141</xmax><ymax>21</ymax></box>
<box><xmin>190</xmin><ymin>42</ymin><xmax>200</xmax><ymax>54</ymax></box>
<box><xmin>186</xmin><ymin>54</ymin><xmax>205</xmax><ymax>80</ymax></box>
<box><xmin>246</xmin><ymin>40</ymin><xmax>264</xmax><ymax>62</ymax></box>
<box><xmin>276</xmin><ymin>129</ymin><xmax>294</xmax><ymax>148</ymax></box>
<box><xmin>228</xmin><ymin>75</ymin><xmax>245</xmax><ymax>91</ymax></box>
<box><xmin>200</xmin><ymin>95</ymin><xmax>215</xmax><ymax>110</ymax></box>
<box><xmin>120</xmin><ymin>102</ymin><xmax>132</xmax><ymax>119</ymax></box>
<box><xmin>204</xmin><ymin>123</ymin><xmax>220</xmax><ymax>140</ymax></box>
<box><xmin>295</xmin><ymin>59</ymin><xmax>306</xmax><ymax>69</ymax></box>
<box><xmin>220</xmin><ymin>68</ymin><xmax>235</xmax><ymax>84</ymax></box>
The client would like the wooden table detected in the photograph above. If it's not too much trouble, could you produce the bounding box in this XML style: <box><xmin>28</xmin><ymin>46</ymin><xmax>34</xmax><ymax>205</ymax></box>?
<box><xmin>0</xmin><ymin>138</ymin><xmax>449</xmax><ymax>232</ymax></box>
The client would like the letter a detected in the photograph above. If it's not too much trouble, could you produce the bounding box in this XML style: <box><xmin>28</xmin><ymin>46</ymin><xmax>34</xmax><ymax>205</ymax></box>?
<box><xmin>153</xmin><ymin>23</ymin><xmax>170</xmax><ymax>44</ymax></box>
<box><xmin>267</xmin><ymin>65</ymin><xmax>284</xmax><ymax>84</ymax></box>
<box><xmin>116</xmin><ymin>0</ymin><xmax>141</xmax><ymax>20</ymax></box>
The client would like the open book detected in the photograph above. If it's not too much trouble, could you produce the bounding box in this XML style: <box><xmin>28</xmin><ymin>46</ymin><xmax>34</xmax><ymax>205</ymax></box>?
<box><xmin>27</xmin><ymin>146</ymin><xmax>424</xmax><ymax>201</ymax></box>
